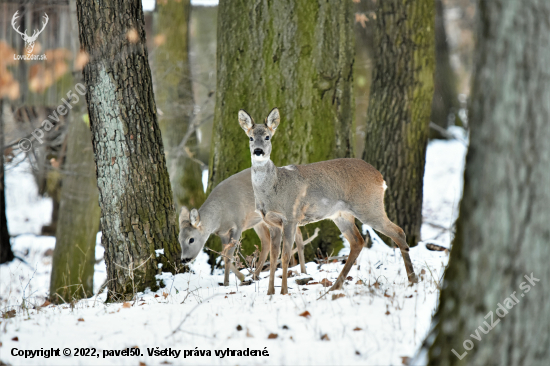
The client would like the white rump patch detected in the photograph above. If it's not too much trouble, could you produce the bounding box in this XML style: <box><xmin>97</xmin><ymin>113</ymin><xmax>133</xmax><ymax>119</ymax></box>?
<box><xmin>383</xmin><ymin>180</ymin><xmax>388</xmax><ymax>191</ymax></box>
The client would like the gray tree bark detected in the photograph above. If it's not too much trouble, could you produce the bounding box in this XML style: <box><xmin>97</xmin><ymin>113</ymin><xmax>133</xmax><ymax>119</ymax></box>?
<box><xmin>208</xmin><ymin>0</ymin><xmax>355</xmax><ymax>263</ymax></box>
<box><xmin>362</xmin><ymin>0</ymin><xmax>435</xmax><ymax>247</ymax></box>
<box><xmin>76</xmin><ymin>0</ymin><xmax>181</xmax><ymax>301</ymax></box>
<box><xmin>49</xmin><ymin>0</ymin><xmax>100</xmax><ymax>303</ymax></box>
<box><xmin>423</xmin><ymin>0</ymin><xmax>550</xmax><ymax>364</ymax></box>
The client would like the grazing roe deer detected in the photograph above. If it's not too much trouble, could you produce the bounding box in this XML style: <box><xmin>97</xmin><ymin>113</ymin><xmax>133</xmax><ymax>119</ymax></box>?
<box><xmin>238</xmin><ymin>108</ymin><xmax>418</xmax><ymax>295</ymax></box>
<box><xmin>178</xmin><ymin>169</ymin><xmax>318</xmax><ymax>285</ymax></box>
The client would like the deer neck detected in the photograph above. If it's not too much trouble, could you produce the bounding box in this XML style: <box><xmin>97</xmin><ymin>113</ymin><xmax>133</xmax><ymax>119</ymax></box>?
<box><xmin>251</xmin><ymin>156</ymin><xmax>278</xmax><ymax>197</ymax></box>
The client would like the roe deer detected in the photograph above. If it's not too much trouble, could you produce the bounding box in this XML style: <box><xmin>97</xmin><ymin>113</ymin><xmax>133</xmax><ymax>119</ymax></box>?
<box><xmin>178</xmin><ymin>169</ymin><xmax>318</xmax><ymax>285</ymax></box>
<box><xmin>238</xmin><ymin>108</ymin><xmax>418</xmax><ymax>295</ymax></box>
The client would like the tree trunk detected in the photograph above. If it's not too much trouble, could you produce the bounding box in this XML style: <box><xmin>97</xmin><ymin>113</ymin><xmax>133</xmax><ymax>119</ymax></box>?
<box><xmin>208</xmin><ymin>0</ymin><xmax>355</xmax><ymax>263</ymax></box>
<box><xmin>189</xmin><ymin>5</ymin><xmax>218</xmax><ymax>167</ymax></box>
<box><xmin>423</xmin><ymin>0</ymin><xmax>550</xmax><ymax>364</ymax></box>
<box><xmin>49</xmin><ymin>99</ymin><xmax>100</xmax><ymax>303</ymax></box>
<box><xmin>49</xmin><ymin>0</ymin><xmax>100</xmax><ymax>304</ymax></box>
<box><xmin>153</xmin><ymin>0</ymin><xmax>206</xmax><ymax>211</ymax></box>
<box><xmin>362</xmin><ymin>0</ymin><xmax>435</xmax><ymax>248</ymax></box>
<box><xmin>0</xmin><ymin>99</ymin><xmax>14</xmax><ymax>264</ymax></box>
<box><xmin>76</xmin><ymin>0</ymin><xmax>181</xmax><ymax>301</ymax></box>
<box><xmin>353</xmin><ymin>0</ymin><xmax>376</xmax><ymax>159</ymax></box>
<box><xmin>430</xmin><ymin>0</ymin><xmax>458</xmax><ymax>139</ymax></box>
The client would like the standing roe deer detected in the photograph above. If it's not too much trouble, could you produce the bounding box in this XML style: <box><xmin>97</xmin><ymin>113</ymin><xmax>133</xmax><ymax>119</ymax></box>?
<box><xmin>238</xmin><ymin>108</ymin><xmax>418</xmax><ymax>295</ymax></box>
<box><xmin>178</xmin><ymin>169</ymin><xmax>318</xmax><ymax>285</ymax></box>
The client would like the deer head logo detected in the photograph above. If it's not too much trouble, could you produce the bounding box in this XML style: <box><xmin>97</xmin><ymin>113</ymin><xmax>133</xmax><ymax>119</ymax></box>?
<box><xmin>11</xmin><ymin>11</ymin><xmax>49</xmax><ymax>55</ymax></box>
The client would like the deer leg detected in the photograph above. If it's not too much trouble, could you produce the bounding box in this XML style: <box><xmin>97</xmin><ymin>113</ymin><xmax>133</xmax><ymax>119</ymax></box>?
<box><xmin>280</xmin><ymin>223</ymin><xmax>297</xmax><ymax>295</ymax></box>
<box><xmin>221</xmin><ymin>232</ymin><xmax>245</xmax><ymax>286</ymax></box>
<box><xmin>330</xmin><ymin>214</ymin><xmax>365</xmax><ymax>291</ymax></box>
<box><xmin>253</xmin><ymin>223</ymin><xmax>271</xmax><ymax>280</ymax></box>
<box><xmin>373</xmin><ymin>220</ymin><xmax>418</xmax><ymax>283</ymax></box>
<box><xmin>267</xmin><ymin>227</ymin><xmax>282</xmax><ymax>295</ymax></box>
<box><xmin>228</xmin><ymin>229</ymin><xmax>246</xmax><ymax>282</ymax></box>
<box><xmin>221</xmin><ymin>240</ymin><xmax>233</xmax><ymax>286</ymax></box>
<box><xmin>226</xmin><ymin>243</ymin><xmax>246</xmax><ymax>282</ymax></box>
<box><xmin>295</xmin><ymin>226</ymin><xmax>307</xmax><ymax>274</ymax></box>
<box><xmin>290</xmin><ymin>251</ymin><xmax>297</xmax><ymax>267</ymax></box>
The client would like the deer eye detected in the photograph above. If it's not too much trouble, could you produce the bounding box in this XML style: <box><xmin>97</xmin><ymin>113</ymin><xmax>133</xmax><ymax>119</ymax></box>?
<box><xmin>249</xmin><ymin>137</ymin><xmax>253</xmax><ymax>141</ymax></box>
<box><xmin>265</xmin><ymin>136</ymin><xmax>270</xmax><ymax>140</ymax></box>
<box><xmin>189</xmin><ymin>238</ymin><xmax>195</xmax><ymax>244</ymax></box>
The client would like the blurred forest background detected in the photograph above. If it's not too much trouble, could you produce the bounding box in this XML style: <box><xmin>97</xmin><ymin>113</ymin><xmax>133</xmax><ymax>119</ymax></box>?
<box><xmin>0</xmin><ymin>0</ymin><xmax>474</xmax><ymax>296</ymax></box>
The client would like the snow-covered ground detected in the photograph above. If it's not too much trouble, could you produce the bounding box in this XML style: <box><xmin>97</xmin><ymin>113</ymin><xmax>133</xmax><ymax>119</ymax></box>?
<box><xmin>0</xmin><ymin>138</ymin><xmax>467</xmax><ymax>365</ymax></box>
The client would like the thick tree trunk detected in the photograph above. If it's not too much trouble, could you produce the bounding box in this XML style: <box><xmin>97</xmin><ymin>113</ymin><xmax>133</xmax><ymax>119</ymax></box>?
<box><xmin>362</xmin><ymin>0</ymin><xmax>435</xmax><ymax>247</ymax></box>
<box><xmin>430</xmin><ymin>0</ymin><xmax>458</xmax><ymax>139</ymax></box>
<box><xmin>208</xmin><ymin>0</ymin><xmax>355</xmax><ymax>263</ymax></box>
<box><xmin>49</xmin><ymin>0</ymin><xmax>100</xmax><ymax>304</ymax></box>
<box><xmin>153</xmin><ymin>0</ymin><xmax>206</xmax><ymax>211</ymax></box>
<box><xmin>76</xmin><ymin>0</ymin><xmax>181</xmax><ymax>301</ymax></box>
<box><xmin>0</xmin><ymin>99</ymin><xmax>14</xmax><ymax>264</ymax></box>
<box><xmin>423</xmin><ymin>1</ymin><xmax>550</xmax><ymax>365</ymax></box>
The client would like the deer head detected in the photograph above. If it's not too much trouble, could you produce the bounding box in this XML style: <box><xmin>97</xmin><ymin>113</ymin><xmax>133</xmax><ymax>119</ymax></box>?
<box><xmin>12</xmin><ymin>11</ymin><xmax>49</xmax><ymax>55</ymax></box>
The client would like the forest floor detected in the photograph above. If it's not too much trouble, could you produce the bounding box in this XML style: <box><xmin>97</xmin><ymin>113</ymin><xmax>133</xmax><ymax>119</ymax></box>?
<box><xmin>0</xmin><ymin>134</ymin><xmax>467</xmax><ymax>365</ymax></box>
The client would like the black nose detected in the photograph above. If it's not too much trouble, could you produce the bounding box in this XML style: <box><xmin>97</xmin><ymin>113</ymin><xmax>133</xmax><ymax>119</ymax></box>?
<box><xmin>181</xmin><ymin>257</ymin><xmax>191</xmax><ymax>264</ymax></box>
<box><xmin>254</xmin><ymin>148</ymin><xmax>264</xmax><ymax>156</ymax></box>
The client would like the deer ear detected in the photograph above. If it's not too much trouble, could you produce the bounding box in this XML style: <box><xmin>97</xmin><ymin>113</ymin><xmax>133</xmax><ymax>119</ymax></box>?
<box><xmin>179</xmin><ymin>206</ymin><xmax>190</xmax><ymax>226</ymax></box>
<box><xmin>238</xmin><ymin>110</ymin><xmax>254</xmax><ymax>134</ymax></box>
<box><xmin>190</xmin><ymin>208</ymin><xmax>201</xmax><ymax>228</ymax></box>
<box><xmin>266</xmin><ymin>108</ymin><xmax>280</xmax><ymax>135</ymax></box>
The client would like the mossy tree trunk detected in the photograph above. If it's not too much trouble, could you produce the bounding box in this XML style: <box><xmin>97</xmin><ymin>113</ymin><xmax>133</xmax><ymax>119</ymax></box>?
<box><xmin>153</xmin><ymin>0</ymin><xmax>206</xmax><ymax>211</ymax></box>
<box><xmin>49</xmin><ymin>101</ymin><xmax>100</xmax><ymax>303</ymax></box>
<box><xmin>49</xmin><ymin>0</ymin><xmax>100</xmax><ymax>304</ymax></box>
<box><xmin>207</xmin><ymin>0</ymin><xmax>355</xmax><ymax>265</ymax></box>
<box><xmin>362</xmin><ymin>0</ymin><xmax>435</xmax><ymax>248</ymax></box>
<box><xmin>430</xmin><ymin>0</ymin><xmax>458</xmax><ymax>139</ymax></box>
<box><xmin>423</xmin><ymin>0</ymin><xmax>550</xmax><ymax>364</ymax></box>
<box><xmin>76</xmin><ymin>0</ymin><xmax>181</xmax><ymax>301</ymax></box>
<box><xmin>0</xmin><ymin>99</ymin><xmax>14</xmax><ymax>264</ymax></box>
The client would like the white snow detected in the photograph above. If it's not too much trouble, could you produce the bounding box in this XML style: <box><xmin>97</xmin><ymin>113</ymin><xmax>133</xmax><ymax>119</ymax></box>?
<box><xmin>5</xmin><ymin>157</ymin><xmax>53</xmax><ymax>235</ymax></box>
<box><xmin>0</xmin><ymin>137</ymin><xmax>467</xmax><ymax>365</ymax></box>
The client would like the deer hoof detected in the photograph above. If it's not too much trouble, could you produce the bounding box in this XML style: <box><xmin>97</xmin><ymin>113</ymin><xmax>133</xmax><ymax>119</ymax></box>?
<box><xmin>408</xmin><ymin>274</ymin><xmax>419</xmax><ymax>284</ymax></box>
